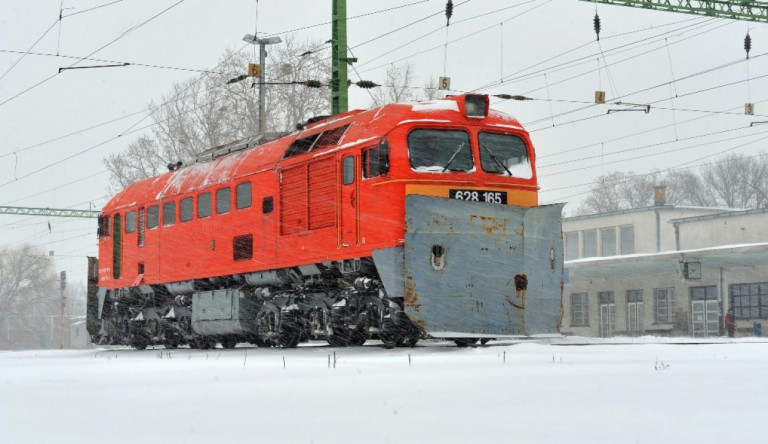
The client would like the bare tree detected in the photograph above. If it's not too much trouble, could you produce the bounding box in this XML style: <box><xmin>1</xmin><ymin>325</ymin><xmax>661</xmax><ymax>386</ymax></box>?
<box><xmin>0</xmin><ymin>245</ymin><xmax>59</xmax><ymax>349</ymax></box>
<box><xmin>575</xmin><ymin>151</ymin><xmax>768</xmax><ymax>215</ymax></box>
<box><xmin>699</xmin><ymin>153</ymin><xmax>764</xmax><ymax>209</ymax></box>
<box><xmin>104</xmin><ymin>38</ymin><xmax>331</xmax><ymax>193</ymax></box>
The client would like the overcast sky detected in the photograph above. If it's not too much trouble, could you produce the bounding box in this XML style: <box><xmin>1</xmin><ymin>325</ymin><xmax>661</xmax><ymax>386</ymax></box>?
<box><xmin>1</xmin><ymin>0</ymin><xmax>767</xmax><ymax>287</ymax></box>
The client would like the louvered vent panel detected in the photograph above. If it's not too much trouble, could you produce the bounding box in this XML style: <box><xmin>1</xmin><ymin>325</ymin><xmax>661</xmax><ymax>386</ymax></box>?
<box><xmin>308</xmin><ymin>157</ymin><xmax>336</xmax><ymax>229</ymax></box>
<box><xmin>280</xmin><ymin>166</ymin><xmax>308</xmax><ymax>235</ymax></box>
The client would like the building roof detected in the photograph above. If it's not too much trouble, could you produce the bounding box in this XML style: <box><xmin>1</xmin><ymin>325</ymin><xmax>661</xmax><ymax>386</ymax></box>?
<box><xmin>564</xmin><ymin>204</ymin><xmax>736</xmax><ymax>222</ymax></box>
<box><xmin>669</xmin><ymin>207</ymin><xmax>768</xmax><ymax>225</ymax></box>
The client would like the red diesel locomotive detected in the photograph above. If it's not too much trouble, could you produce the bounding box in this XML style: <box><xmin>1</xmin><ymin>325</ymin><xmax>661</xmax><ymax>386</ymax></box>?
<box><xmin>86</xmin><ymin>94</ymin><xmax>563</xmax><ymax>349</ymax></box>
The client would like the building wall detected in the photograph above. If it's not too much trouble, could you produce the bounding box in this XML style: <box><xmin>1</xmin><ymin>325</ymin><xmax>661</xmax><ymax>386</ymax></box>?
<box><xmin>562</xmin><ymin>207</ymin><xmax>768</xmax><ymax>338</ymax></box>
<box><xmin>677</xmin><ymin>211</ymin><xmax>768</xmax><ymax>250</ymax></box>
<box><xmin>564</xmin><ymin>207</ymin><xmax>725</xmax><ymax>260</ymax></box>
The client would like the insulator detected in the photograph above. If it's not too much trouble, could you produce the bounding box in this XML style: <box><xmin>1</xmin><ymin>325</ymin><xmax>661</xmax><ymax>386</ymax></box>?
<box><xmin>355</xmin><ymin>80</ymin><xmax>379</xmax><ymax>89</ymax></box>
<box><xmin>446</xmin><ymin>0</ymin><xmax>453</xmax><ymax>27</ymax></box>
<box><xmin>493</xmin><ymin>94</ymin><xmax>531</xmax><ymax>101</ymax></box>
<box><xmin>304</xmin><ymin>80</ymin><xmax>324</xmax><ymax>88</ymax></box>
<box><xmin>594</xmin><ymin>13</ymin><xmax>601</xmax><ymax>41</ymax></box>
<box><xmin>745</xmin><ymin>32</ymin><xmax>752</xmax><ymax>60</ymax></box>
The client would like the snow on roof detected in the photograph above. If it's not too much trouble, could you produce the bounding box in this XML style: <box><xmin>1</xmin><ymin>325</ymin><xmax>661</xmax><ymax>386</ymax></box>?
<box><xmin>410</xmin><ymin>100</ymin><xmax>460</xmax><ymax>113</ymax></box>
<box><xmin>670</xmin><ymin>207</ymin><xmax>768</xmax><ymax>224</ymax></box>
<box><xmin>565</xmin><ymin>241</ymin><xmax>768</xmax><ymax>265</ymax></box>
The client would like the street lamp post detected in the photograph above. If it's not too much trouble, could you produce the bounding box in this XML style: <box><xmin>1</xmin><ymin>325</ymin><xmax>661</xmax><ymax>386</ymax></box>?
<box><xmin>242</xmin><ymin>34</ymin><xmax>282</xmax><ymax>136</ymax></box>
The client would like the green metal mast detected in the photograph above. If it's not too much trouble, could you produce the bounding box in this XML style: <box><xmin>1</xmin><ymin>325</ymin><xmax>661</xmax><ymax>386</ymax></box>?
<box><xmin>0</xmin><ymin>206</ymin><xmax>100</xmax><ymax>218</ymax></box>
<box><xmin>582</xmin><ymin>1</ymin><xmax>768</xmax><ymax>23</ymax></box>
<box><xmin>331</xmin><ymin>0</ymin><xmax>348</xmax><ymax>114</ymax></box>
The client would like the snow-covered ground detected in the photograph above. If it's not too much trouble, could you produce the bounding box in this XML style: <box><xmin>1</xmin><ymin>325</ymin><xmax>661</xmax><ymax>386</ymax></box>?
<box><xmin>2</xmin><ymin>337</ymin><xmax>767</xmax><ymax>444</ymax></box>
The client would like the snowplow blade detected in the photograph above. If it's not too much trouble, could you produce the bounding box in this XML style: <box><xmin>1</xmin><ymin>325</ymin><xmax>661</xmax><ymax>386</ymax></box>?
<box><xmin>400</xmin><ymin>195</ymin><xmax>563</xmax><ymax>337</ymax></box>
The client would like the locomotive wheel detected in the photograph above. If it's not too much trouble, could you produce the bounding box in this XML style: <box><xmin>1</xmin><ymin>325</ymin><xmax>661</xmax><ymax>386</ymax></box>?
<box><xmin>349</xmin><ymin>330</ymin><xmax>367</xmax><ymax>346</ymax></box>
<box><xmin>480</xmin><ymin>338</ymin><xmax>493</xmax><ymax>345</ymax></box>
<box><xmin>454</xmin><ymin>338</ymin><xmax>478</xmax><ymax>347</ymax></box>
<box><xmin>327</xmin><ymin>331</ymin><xmax>350</xmax><ymax>347</ymax></box>
<box><xmin>221</xmin><ymin>337</ymin><xmax>238</xmax><ymax>349</ymax></box>
<box><xmin>379</xmin><ymin>332</ymin><xmax>398</xmax><ymax>349</ymax></box>
<box><xmin>278</xmin><ymin>330</ymin><xmax>300</xmax><ymax>348</ymax></box>
<box><xmin>131</xmin><ymin>335</ymin><xmax>149</xmax><ymax>350</ymax></box>
<box><xmin>252</xmin><ymin>337</ymin><xmax>271</xmax><ymax>348</ymax></box>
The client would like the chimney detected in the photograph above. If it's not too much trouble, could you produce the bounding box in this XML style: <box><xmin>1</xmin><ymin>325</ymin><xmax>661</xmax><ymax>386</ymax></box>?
<box><xmin>653</xmin><ymin>185</ymin><xmax>667</xmax><ymax>206</ymax></box>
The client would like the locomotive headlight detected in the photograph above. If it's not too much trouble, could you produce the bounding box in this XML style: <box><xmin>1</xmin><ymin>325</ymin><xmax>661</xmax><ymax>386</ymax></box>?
<box><xmin>464</xmin><ymin>95</ymin><xmax>489</xmax><ymax>118</ymax></box>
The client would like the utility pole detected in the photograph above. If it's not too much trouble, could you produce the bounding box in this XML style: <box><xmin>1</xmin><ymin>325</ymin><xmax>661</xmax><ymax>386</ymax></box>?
<box><xmin>331</xmin><ymin>0</ymin><xmax>348</xmax><ymax>114</ymax></box>
<box><xmin>581</xmin><ymin>0</ymin><xmax>768</xmax><ymax>23</ymax></box>
<box><xmin>243</xmin><ymin>34</ymin><xmax>282</xmax><ymax>135</ymax></box>
<box><xmin>60</xmin><ymin>271</ymin><xmax>66</xmax><ymax>349</ymax></box>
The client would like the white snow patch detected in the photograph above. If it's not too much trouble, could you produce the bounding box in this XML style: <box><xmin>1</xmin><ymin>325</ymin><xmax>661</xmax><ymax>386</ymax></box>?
<box><xmin>312</xmin><ymin>137</ymin><xmax>378</xmax><ymax>157</ymax></box>
<box><xmin>411</xmin><ymin>100</ymin><xmax>460</xmax><ymax>113</ymax></box>
<box><xmin>396</xmin><ymin>119</ymin><xmax>452</xmax><ymax>126</ymax></box>
<box><xmin>2</xmin><ymin>338</ymin><xmax>766</xmax><ymax>443</ymax></box>
<box><xmin>487</xmin><ymin>123</ymin><xmax>524</xmax><ymax>131</ymax></box>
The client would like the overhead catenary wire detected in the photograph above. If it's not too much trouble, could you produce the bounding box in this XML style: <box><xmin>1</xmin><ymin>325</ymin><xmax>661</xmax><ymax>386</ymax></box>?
<box><xmin>0</xmin><ymin>0</ymin><xmax>188</xmax><ymax>110</ymax></box>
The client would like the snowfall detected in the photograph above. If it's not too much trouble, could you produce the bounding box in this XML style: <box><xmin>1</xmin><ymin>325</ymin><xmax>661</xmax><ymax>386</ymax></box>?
<box><xmin>2</xmin><ymin>337</ymin><xmax>767</xmax><ymax>444</ymax></box>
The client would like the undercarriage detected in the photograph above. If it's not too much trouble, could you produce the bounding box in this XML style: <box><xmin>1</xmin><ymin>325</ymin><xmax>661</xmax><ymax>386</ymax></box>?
<box><xmin>88</xmin><ymin>257</ymin><xmax>423</xmax><ymax>350</ymax></box>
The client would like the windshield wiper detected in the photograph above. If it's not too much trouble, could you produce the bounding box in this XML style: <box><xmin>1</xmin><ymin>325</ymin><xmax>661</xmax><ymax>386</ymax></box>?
<box><xmin>481</xmin><ymin>143</ymin><xmax>512</xmax><ymax>176</ymax></box>
<box><xmin>441</xmin><ymin>142</ymin><xmax>466</xmax><ymax>173</ymax></box>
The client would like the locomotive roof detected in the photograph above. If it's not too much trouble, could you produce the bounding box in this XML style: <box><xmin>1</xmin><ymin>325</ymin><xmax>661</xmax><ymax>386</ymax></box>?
<box><xmin>103</xmin><ymin>95</ymin><xmax>525</xmax><ymax>213</ymax></box>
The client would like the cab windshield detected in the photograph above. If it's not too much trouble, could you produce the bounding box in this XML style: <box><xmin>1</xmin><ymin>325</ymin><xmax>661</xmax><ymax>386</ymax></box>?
<box><xmin>408</xmin><ymin>129</ymin><xmax>473</xmax><ymax>173</ymax></box>
<box><xmin>478</xmin><ymin>132</ymin><xmax>531</xmax><ymax>178</ymax></box>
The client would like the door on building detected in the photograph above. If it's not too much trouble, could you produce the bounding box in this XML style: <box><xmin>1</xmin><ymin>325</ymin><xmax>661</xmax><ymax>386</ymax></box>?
<box><xmin>627</xmin><ymin>289</ymin><xmax>644</xmax><ymax>333</ymax></box>
<box><xmin>599</xmin><ymin>291</ymin><xmax>615</xmax><ymax>338</ymax></box>
<box><xmin>690</xmin><ymin>286</ymin><xmax>719</xmax><ymax>337</ymax></box>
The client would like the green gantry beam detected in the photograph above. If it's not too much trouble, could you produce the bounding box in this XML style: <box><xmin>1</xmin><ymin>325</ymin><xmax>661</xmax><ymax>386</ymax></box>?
<box><xmin>0</xmin><ymin>205</ymin><xmax>100</xmax><ymax>218</ymax></box>
<box><xmin>583</xmin><ymin>1</ymin><xmax>768</xmax><ymax>23</ymax></box>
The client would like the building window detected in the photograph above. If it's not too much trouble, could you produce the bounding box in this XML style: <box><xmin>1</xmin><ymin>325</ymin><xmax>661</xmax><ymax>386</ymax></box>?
<box><xmin>620</xmin><ymin>225</ymin><xmax>634</xmax><ymax>255</ymax></box>
<box><xmin>565</xmin><ymin>232</ymin><xmax>579</xmax><ymax>261</ymax></box>
<box><xmin>571</xmin><ymin>293</ymin><xmax>589</xmax><ymax>326</ymax></box>
<box><xmin>583</xmin><ymin>229</ymin><xmax>597</xmax><ymax>258</ymax></box>
<box><xmin>216</xmin><ymin>188</ymin><xmax>231</xmax><ymax>214</ymax></box>
<box><xmin>147</xmin><ymin>205</ymin><xmax>159</xmax><ymax>229</ymax></box>
<box><xmin>627</xmin><ymin>290</ymin><xmax>643</xmax><ymax>332</ymax></box>
<box><xmin>236</xmin><ymin>182</ymin><xmax>252</xmax><ymax>209</ymax></box>
<box><xmin>125</xmin><ymin>210</ymin><xmax>136</xmax><ymax>233</ymax></box>
<box><xmin>730</xmin><ymin>283</ymin><xmax>768</xmax><ymax>319</ymax></box>
<box><xmin>163</xmin><ymin>201</ymin><xmax>176</xmax><ymax>226</ymax></box>
<box><xmin>654</xmin><ymin>288</ymin><xmax>675</xmax><ymax>324</ymax></box>
<box><xmin>198</xmin><ymin>192</ymin><xmax>211</xmax><ymax>218</ymax></box>
<box><xmin>600</xmin><ymin>227</ymin><xmax>616</xmax><ymax>257</ymax></box>
<box><xmin>180</xmin><ymin>197</ymin><xmax>193</xmax><ymax>222</ymax></box>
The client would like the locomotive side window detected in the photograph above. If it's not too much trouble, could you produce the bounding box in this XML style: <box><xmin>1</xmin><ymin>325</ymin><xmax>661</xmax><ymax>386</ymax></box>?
<box><xmin>125</xmin><ymin>210</ymin><xmax>137</xmax><ymax>233</ymax></box>
<box><xmin>263</xmin><ymin>196</ymin><xmax>274</xmax><ymax>214</ymax></box>
<box><xmin>236</xmin><ymin>182</ymin><xmax>252</xmax><ymax>209</ymax></box>
<box><xmin>198</xmin><ymin>192</ymin><xmax>211</xmax><ymax>218</ymax></box>
<box><xmin>342</xmin><ymin>156</ymin><xmax>355</xmax><ymax>185</ymax></box>
<box><xmin>362</xmin><ymin>142</ymin><xmax>388</xmax><ymax>179</ymax></box>
<box><xmin>408</xmin><ymin>129</ymin><xmax>473</xmax><ymax>172</ymax></box>
<box><xmin>478</xmin><ymin>132</ymin><xmax>530</xmax><ymax>177</ymax></box>
<box><xmin>99</xmin><ymin>215</ymin><xmax>110</xmax><ymax>238</ymax></box>
<box><xmin>233</xmin><ymin>234</ymin><xmax>253</xmax><ymax>261</ymax></box>
<box><xmin>112</xmin><ymin>214</ymin><xmax>121</xmax><ymax>279</ymax></box>
<box><xmin>163</xmin><ymin>201</ymin><xmax>176</xmax><ymax>226</ymax></box>
<box><xmin>147</xmin><ymin>205</ymin><xmax>159</xmax><ymax>229</ymax></box>
<box><xmin>216</xmin><ymin>187</ymin><xmax>231</xmax><ymax>214</ymax></box>
<box><xmin>180</xmin><ymin>197</ymin><xmax>193</xmax><ymax>222</ymax></box>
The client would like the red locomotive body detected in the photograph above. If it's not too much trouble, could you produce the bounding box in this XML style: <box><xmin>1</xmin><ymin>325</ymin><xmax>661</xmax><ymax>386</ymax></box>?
<box><xmin>88</xmin><ymin>94</ymin><xmax>563</xmax><ymax>349</ymax></box>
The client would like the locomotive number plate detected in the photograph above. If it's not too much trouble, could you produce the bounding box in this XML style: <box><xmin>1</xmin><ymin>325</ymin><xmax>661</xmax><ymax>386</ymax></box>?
<box><xmin>449</xmin><ymin>189</ymin><xmax>507</xmax><ymax>204</ymax></box>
